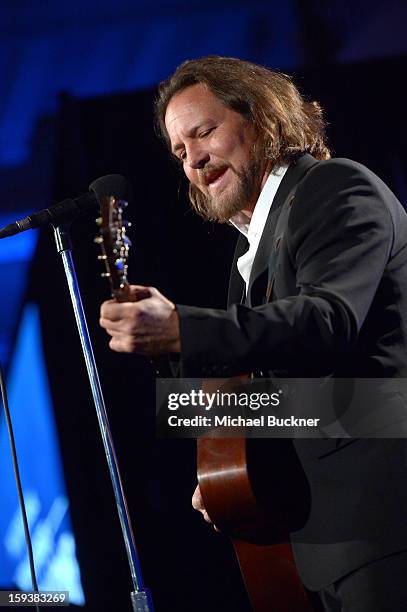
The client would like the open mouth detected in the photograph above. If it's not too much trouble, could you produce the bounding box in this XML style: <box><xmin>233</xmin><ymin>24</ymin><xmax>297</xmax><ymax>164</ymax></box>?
<box><xmin>204</xmin><ymin>167</ymin><xmax>229</xmax><ymax>189</ymax></box>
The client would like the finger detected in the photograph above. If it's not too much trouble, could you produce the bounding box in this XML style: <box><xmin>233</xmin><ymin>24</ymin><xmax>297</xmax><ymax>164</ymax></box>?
<box><xmin>192</xmin><ymin>485</ymin><xmax>204</xmax><ymax>512</ymax></box>
<box><xmin>99</xmin><ymin>315</ymin><xmax>137</xmax><ymax>332</ymax></box>
<box><xmin>192</xmin><ymin>486</ymin><xmax>213</xmax><ymax>524</ymax></box>
<box><xmin>201</xmin><ymin>510</ymin><xmax>213</xmax><ymax>524</ymax></box>
<box><xmin>100</xmin><ymin>299</ymin><xmax>116</xmax><ymax>315</ymax></box>
<box><xmin>100</xmin><ymin>301</ymin><xmax>139</xmax><ymax>322</ymax></box>
<box><xmin>100</xmin><ymin>325</ymin><xmax>123</xmax><ymax>338</ymax></box>
<box><xmin>108</xmin><ymin>336</ymin><xmax>138</xmax><ymax>353</ymax></box>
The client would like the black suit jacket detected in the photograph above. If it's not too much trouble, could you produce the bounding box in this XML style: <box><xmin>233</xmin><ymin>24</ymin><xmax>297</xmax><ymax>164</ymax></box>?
<box><xmin>176</xmin><ymin>154</ymin><xmax>407</xmax><ymax>589</ymax></box>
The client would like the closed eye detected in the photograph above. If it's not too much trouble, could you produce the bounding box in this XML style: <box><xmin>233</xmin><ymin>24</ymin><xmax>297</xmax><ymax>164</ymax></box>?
<box><xmin>199</xmin><ymin>127</ymin><xmax>215</xmax><ymax>138</ymax></box>
<box><xmin>172</xmin><ymin>126</ymin><xmax>216</xmax><ymax>164</ymax></box>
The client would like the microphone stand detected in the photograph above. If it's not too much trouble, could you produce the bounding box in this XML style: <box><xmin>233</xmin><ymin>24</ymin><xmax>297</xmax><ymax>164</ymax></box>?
<box><xmin>53</xmin><ymin>223</ymin><xmax>154</xmax><ymax>612</ymax></box>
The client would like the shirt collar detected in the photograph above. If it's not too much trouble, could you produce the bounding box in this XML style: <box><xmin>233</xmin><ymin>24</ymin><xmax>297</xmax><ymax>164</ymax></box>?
<box><xmin>230</xmin><ymin>164</ymin><xmax>288</xmax><ymax>240</ymax></box>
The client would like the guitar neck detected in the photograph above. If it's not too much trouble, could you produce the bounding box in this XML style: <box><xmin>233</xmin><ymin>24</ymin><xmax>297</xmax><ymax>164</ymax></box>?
<box><xmin>112</xmin><ymin>283</ymin><xmax>131</xmax><ymax>303</ymax></box>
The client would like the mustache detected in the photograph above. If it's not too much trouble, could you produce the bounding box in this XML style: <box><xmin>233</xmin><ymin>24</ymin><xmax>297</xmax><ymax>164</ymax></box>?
<box><xmin>200</xmin><ymin>163</ymin><xmax>231</xmax><ymax>181</ymax></box>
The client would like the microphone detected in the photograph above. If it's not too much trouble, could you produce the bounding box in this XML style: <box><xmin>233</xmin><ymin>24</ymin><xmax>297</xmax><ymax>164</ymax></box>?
<box><xmin>0</xmin><ymin>174</ymin><xmax>130</xmax><ymax>239</ymax></box>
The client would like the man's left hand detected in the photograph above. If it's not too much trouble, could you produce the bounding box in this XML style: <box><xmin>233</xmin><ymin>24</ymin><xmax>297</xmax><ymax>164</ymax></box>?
<box><xmin>99</xmin><ymin>285</ymin><xmax>181</xmax><ymax>355</ymax></box>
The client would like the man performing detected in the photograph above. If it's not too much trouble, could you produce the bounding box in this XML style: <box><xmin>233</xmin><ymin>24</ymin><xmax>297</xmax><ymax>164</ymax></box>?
<box><xmin>99</xmin><ymin>56</ymin><xmax>407</xmax><ymax>610</ymax></box>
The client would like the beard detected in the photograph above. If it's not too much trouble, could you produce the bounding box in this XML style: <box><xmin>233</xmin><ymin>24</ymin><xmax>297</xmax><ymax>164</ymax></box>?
<box><xmin>189</xmin><ymin>156</ymin><xmax>263</xmax><ymax>223</ymax></box>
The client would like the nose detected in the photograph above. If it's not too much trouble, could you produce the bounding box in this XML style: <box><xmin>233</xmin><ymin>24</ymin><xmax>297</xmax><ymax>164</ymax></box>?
<box><xmin>186</xmin><ymin>142</ymin><xmax>209</xmax><ymax>170</ymax></box>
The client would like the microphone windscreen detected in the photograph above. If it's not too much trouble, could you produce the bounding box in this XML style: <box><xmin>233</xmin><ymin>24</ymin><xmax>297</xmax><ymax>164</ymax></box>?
<box><xmin>89</xmin><ymin>174</ymin><xmax>132</xmax><ymax>203</ymax></box>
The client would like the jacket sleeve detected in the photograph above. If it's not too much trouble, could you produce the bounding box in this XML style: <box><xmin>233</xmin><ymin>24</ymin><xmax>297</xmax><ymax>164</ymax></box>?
<box><xmin>176</xmin><ymin>159</ymin><xmax>394</xmax><ymax>377</ymax></box>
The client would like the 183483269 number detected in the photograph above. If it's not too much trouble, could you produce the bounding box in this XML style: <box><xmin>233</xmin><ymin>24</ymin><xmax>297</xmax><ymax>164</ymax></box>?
<box><xmin>0</xmin><ymin>591</ymin><xmax>69</xmax><ymax>606</ymax></box>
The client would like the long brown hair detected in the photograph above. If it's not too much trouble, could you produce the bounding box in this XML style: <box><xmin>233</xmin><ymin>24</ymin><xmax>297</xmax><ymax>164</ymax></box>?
<box><xmin>154</xmin><ymin>56</ymin><xmax>330</xmax><ymax>217</ymax></box>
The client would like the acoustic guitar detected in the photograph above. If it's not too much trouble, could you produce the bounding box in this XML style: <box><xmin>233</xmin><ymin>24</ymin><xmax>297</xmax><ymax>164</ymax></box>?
<box><xmin>95</xmin><ymin>195</ymin><xmax>314</xmax><ymax>611</ymax></box>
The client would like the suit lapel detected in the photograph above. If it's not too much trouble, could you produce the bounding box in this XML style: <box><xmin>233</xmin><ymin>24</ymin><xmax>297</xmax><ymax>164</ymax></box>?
<box><xmin>246</xmin><ymin>154</ymin><xmax>319</xmax><ymax>306</ymax></box>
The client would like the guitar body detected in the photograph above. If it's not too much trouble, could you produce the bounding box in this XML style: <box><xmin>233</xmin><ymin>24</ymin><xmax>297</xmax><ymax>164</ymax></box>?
<box><xmin>197</xmin><ymin>437</ymin><xmax>314</xmax><ymax>611</ymax></box>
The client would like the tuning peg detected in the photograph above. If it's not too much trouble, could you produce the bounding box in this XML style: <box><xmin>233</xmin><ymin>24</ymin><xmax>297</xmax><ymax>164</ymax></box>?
<box><xmin>95</xmin><ymin>217</ymin><xmax>102</xmax><ymax>225</ymax></box>
<box><xmin>101</xmin><ymin>272</ymin><xmax>111</xmax><ymax>278</ymax></box>
<box><xmin>97</xmin><ymin>255</ymin><xmax>107</xmax><ymax>260</ymax></box>
<box><xmin>94</xmin><ymin>236</ymin><xmax>103</xmax><ymax>244</ymax></box>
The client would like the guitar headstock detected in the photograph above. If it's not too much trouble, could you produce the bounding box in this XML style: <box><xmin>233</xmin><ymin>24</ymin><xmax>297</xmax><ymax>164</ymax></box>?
<box><xmin>95</xmin><ymin>195</ymin><xmax>131</xmax><ymax>302</ymax></box>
